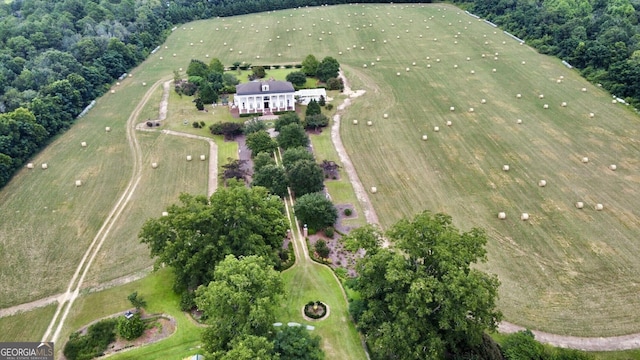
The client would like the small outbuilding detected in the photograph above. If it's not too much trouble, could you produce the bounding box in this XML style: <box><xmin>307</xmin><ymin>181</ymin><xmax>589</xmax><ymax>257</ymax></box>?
<box><xmin>295</xmin><ymin>88</ymin><xmax>328</xmax><ymax>105</ymax></box>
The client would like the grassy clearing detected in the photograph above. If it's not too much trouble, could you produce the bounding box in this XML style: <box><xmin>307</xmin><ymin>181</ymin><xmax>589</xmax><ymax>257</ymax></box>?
<box><xmin>60</xmin><ymin>268</ymin><xmax>202</xmax><ymax>360</ymax></box>
<box><xmin>0</xmin><ymin>305</ymin><xmax>57</xmax><ymax>342</ymax></box>
<box><xmin>278</xmin><ymin>263</ymin><xmax>366</xmax><ymax>360</ymax></box>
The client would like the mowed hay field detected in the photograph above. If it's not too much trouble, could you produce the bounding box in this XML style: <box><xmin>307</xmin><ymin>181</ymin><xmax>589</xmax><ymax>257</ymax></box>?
<box><xmin>1</xmin><ymin>2</ymin><xmax>639</xmax><ymax>339</ymax></box>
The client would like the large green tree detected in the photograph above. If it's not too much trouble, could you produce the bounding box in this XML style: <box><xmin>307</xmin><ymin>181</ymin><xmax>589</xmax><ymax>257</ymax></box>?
<box><xmin>196</xmin><ymin>255</ymin><xmax>285</xmax><ymax>358</ymax></box>
<box><xmin>301</xmin><ymin>54</ymin><xmax>319</xmax><ymax>76</ymax></box>
<box><xmin>139</xmin><ymin>183</ymin><xmax>287</xmax><ymax>296</ymax></box>
<box><xmin>346</xmin><ymin>211</ymin><xmax>502</xmax><ymax>359</ymax></box>
<box><xmin>221</xmin><ymin>335</ymin><xmax>278</xmax><ymax>360</ymax></box>
<box><xmin>316</xmin><ymin>57</ymin><xmax>340</xmax><ymax>82</ymax></box>
<box><xmin>246</xmin><ymin>130</ymin><xmax>277</xmax><ymax>157</ymax></box>
<box><xmin>274</xmin><ymin>112</ymin><xmax>301</xmax><ymax>132</ymax></box>
<box><xmin>277</xmin><ymin>123</ymin><xmax>309</xmax><ymax>150</ymax></box>
<box><xmin>252</xmin><ymin>164</ymin><xmax>288</xmax><ymax>198</ymax></box>
<box><xmin>293</xmin><ymin>192</ymin><xmax>337</xmax><ymax>231</ymax></box>
<box><xmin>273</xmin><ymin>326</ymin><xmax>324</xmax><ymax>360</ymax></box>
<box><xmin>285</xmin><ymin>71</ymin><xmax>307</xmax><ymax>87</ymax></box>
<box><xmin>281</xmin><ymin>147</ymin><xmax>314</xmax><ymax>171</ymax></box>
<box><xmin>287</xmin><ymin>159</ymin><xmax>324</xmax><ymax>197</ymax></box>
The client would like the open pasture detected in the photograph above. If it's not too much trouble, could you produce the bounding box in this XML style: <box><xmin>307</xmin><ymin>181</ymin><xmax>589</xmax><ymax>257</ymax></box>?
<box><xmin>160</xmin><ymin>3</ymin><xmax>640</xmax><ymax>335</ymax></box>
<box><xmin>1</xmin><ymin>2</ymin><xmax>639</xmax><ymax>340</ymax></box>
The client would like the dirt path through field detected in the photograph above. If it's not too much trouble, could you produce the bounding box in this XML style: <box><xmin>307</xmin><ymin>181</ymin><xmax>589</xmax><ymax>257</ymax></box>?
<box><xmin>40</xmin><ymin>76</ymin><xmax>172</xmax><ymax>345</ymax></box>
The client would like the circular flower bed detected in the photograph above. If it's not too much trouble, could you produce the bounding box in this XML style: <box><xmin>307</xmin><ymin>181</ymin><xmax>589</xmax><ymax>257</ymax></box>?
<box><xmin>304</xmin><ymin>301</ymin><xmax>327</xmax><ymax>319</ymax></box>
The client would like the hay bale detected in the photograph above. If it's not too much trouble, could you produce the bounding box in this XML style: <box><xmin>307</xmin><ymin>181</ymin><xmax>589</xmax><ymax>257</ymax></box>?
<box><xmin>105</xmin><ymin>127</ymin><xmax>111</xmax><ymax>132</ymax></box>
<box><xmin>581</xmin><ymin>157</ymin><xmax>589</xmax><ymax>163</ymax></box>
<box><xmin>162</xmin><ymin>211</ymin><xmax>169</xmax><ymax>216</ymax></box>
<box><xmin>539</xmin><ymin>94</ymin><xmax>544</xmax><ymax>99</ymax></box>
<box><xmin>581</xmin><ymin>88</ymin><xmax>587</xmax><ymax>92</ymax></box>
<box><xmin>502</xmin><ymin>165</ymin><xmax>509</xmax><ymax>171</ymax></box>
<box><xmin>492</xmin><ymin>68</ymin><xmax>497</xmax><ymax>72</ymax></box>
<box><xmin>427</xmin><ymin>64</ymin><xmax>431</xmax><ymax>68</ymax></box>
<box><xmin>517</xmin><ymin>119</ymin><xmax>523</xmax><ymax>124</ymax></box>
<box><xmin>367</xmin><ymin>121</ymin><xmax>373</xmax><ymax>126</ymax></box>
<box><xmin>41</xmin><ymin>163</ymin><xmax>48</xmax><ymax>169</ymax></box>
<box><xmin>470</xmin><ymin>70</ymin><xmax>475</xmax><ymax>74</ymax></box>
<box><xmin>561</xmin><ymin>102</ymin><xmax>567</xmax><ymax>107</ymax></box>
<box><xmin>575</xmin><ymin>201</ymin><xmax>584</xmax><ymax>209</ymax></box>
<box><xmin>142</xmin><ymin>82</ymin><xmax>147</xmax><ymax>86</ymax></box>
<box><xmin>116</xmin><ymin>82</ymin><xmax>121</xmax><ymax>86</ymax></box>
<box><xmin>560</xmin><ymin>76</ymin><xmax>564</xmax><ymax>79</ymax></box>
<box><xmin>200</xmin><ymin>155</ymin><xmax>206</xmax><ymax>161</ymax></box>
<box><xmin>595</xmin><ymin>203</ymin><xmax>604</xmax><ymax>211</ymax></box>
<box><xmin>353</xmin><ymin>120</ymin><xmax>358</xmax><ymax>125</ymax></box>
<box><xmin>557</xmin><ymin>79</ymin><xmax>562</xmax><ymax>83</ymax></box>
<box><xmin>363</xmin><ymin>64</ymin><xmax>368</xmax><ymax>68</ymax></box>
<box><xmin>434</xmin><ymin>126</ymin><xmax>439</xmax><ymax>132</ymax></box>
<box><xmin>406</xmin><ymin>67</ymin><xmax>410</xmax><ymax>72</ymax></box>
<box><xmin>422</xmin><ymin>135</ymin><xmax>428</xmax><ymax>141</ymax></box>
<box><xmin>152</xmin><ymin>162</ymin><xmax>158</xmax><ymax>168</ymax></box>
<box><xmin>446</xmin><ymin>120</ymin><xmax>452</xmax><ymax>126</ymax></box>
<box><xmin>481</xmin><ymin>99</ymin><xmax>487</xmax><ymax>104</ymax></box>
<box><xmin>543</xmin><ymin>104</ymin><xmax>549</xmax><ymax>109</ymax></box>
<box><xmin>338</xmin><ymin>52</ymin><xmax>342</xmax><ymax>55</ymax></box>
<box><xmin>396</xmin><ymin>72</ymin><xmax>401</xmax><ymax>76</ymax></box>
<box><xmin>609</xmin><ymin>164</ymin><xmax>617</xmax><ymax>171</ymax></box>
<box><xmin>538</xmin><ymin>180</ymin><xmax>547</xmax><ymax>187</ymax></box>
<box><xmin>412</xmin><ymin>62</ymin><xmax>416</xmax><ymax>66</ymax></box>
<box><xmin>110</xmin><ymin>90</ymin><xmax>115</xmax><ymax>94</ymax></box>
<box><xmin>81</xmin><ymin>142</ymin><xmax>87</xmax><ymax>147</ymax></box>
<box><xmin>173</xmin><ymin>53</ymin><xmax>176</xmax><ymax>57</ymax></box>
<box><xmin>520</xmin><ymin>213</ymin><xmax>529</xmax><ymax>221</ymax></box>
<box><xmin>498</xmin><ymin>212</ymin><xmax>506</xmax><ymax>219</ymax></box>
<box><xmin>371</xmin><ymin>62</ymin><xmax>375</xmax><ymax>66</ymax></box>
<box><xmin>27</xmin><ymin>163</ymin><xmax>34</xmax><ymax>169</ymax></box>
<box><xmin>612</xmin><ymin>99</ymin><xmax>617</xmax><ymax>104</ymax></box>
<box><xmin>75</xmin><ymin>180</ymin><xmax>82</xmax><ymax>187</ymax></box>
<box><xmin>370</xmin><ymin>186</ymin><xmax>378</xmax><ymax>193</ymax></box>
<box><xmin>589</xmin><ymin>112</ymin><xmax>595</xmax><ymax>118</ymax></box>
<box><xmin>383</xmin><ymin>113</ymin><xmax>389</xmax><ymax>118</ymax></box>
<box><xmin>436</xmin><ymin>59</ymin><xmax>441</xmax><ymax>62</ymax></box>
<box><xmin>450</xmin><ymin>106</ymin><xmax>455</xmax><ymax>112</ymax></box>
<box><xmin>521</xmin><ymin>61</ymin><xmax>526</xmax><ymax>65</ymax></box>
<box><xmin>516</xmin><ymin>93</ymin><xmax>522</xmax><ymax>98</ymax></box>
<box><xmin>469</xmin><ymin>107</ymin><xmax>474</xmax><ymax>112</ymax></box>
<box><xmin>159</xmin><ymin>56</ymin><xmax>163</xmax><ymax>60</ymax></box>
<box><xmin>453</xmin><ymin>64</ymin><xmax>458</xmax><ymax>69</ymax></box>
<box><xmin>466</xmin><ymin>57</ymin><xmax>470</xmax><ymax>61</ymax></box>
<box><xmin>186</xmin><ymin>155</ymin><xmax>192</xmax><ymax>161</ymax></box>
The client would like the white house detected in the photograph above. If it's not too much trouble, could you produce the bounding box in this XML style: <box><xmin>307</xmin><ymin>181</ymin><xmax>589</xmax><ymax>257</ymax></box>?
<box><xmin>295</xmin><ymin>88</ymin><xmax>327</xmax><ymax>105</ymax></box>
<box><xmin>233</xmin><ymin>80</ymin><xmax>295</xmax><ymax>115</ymax></box>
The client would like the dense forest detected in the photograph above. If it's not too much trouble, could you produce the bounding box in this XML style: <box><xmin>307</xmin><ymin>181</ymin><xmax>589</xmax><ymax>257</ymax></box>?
<box><xmin>1</xmin><ymin>0</ymin><xmax>639</xmax><ymax>189</ymax></box>
<box><xmin>452</xmin><ymin>0</ymin><xmax>640</xmax><ymax>107</ymax></box>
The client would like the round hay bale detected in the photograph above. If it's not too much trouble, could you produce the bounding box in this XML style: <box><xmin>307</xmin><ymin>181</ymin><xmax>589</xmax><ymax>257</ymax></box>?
<box><xmin>612</xmin><ymin>99</ymin><xmax>617</xmax><ymax>104</ymax></box>
<box><xmin>406</xmin><ymin>67</ymin><xmax>410</xmax><ymax>72</ymax></box>
<box><xmin>128</xmin><ymin>74</ymin><xmax>132</xmax><ymax>77</ymax></box>
<box><xmin>186</xmin><ymin>155</ymin><xmax>192</xmax><ymax>161</ymax></box>
<box><xmin>581</xmin><ymin>88</ymin><xmax>587</xmax><ymax>92</ymax></box>
<box><xmin>516</xmin><ymin>94</ymin><xmax>522</xmax><ymax>98</ymax></box>
<box><xmin>521</xmin><ymin>213</ymin><xmax>529</xmax><ymax>221</ymax></box>
<box><xmin>609</xmin><ymin>164</ymin><xmax>617</xmax><ymax>171</ymax></box>
<box><xmin>353</xmin><ymin>120</ymin><xmax>358</xmax><ymax>125</ymax></box>
<box><xmin>412</xmin><ymin>62</ymin><xmax>416</xmax><ymax>66</ymax></box>
<box><xmin>589</xmin><ymin>112</ymin><xmax>595</xmax><ymax>118</ymax></box>
<box><xmin>422</xmin><ymin>134</ymin><xmax>428</xmax><ymax>141</ymax></box>
<box><xmin>420</xmin><ymin>34</ymin><xmax>423</xmax><ymax>38</ymax></box>
<box><xmin>338</xmin><ymin>52</ymin><xmax>342</xmax><ymax>55</ymax></box>
<box><xmin>482</xmin><ymin>54</ymin><xmax>486</xmax><ymax>58</ymax></box>
<box><xmin>595</xmin><ymin>203</ymin><xmax>604</xmax><ymax>211</ymax></box>
<box><xmin>162</xmin><ymin>211</ymin><xmax>169</xmax><ymax>217</ymax></box>
<box><xmin>367</xmin><ymin>121</ymin><xmax>373</xmax><ymax>126</ymax></box>
<box><xmin>383</xmin><ymin>113</ymin><xmax>389</xmax><ymax>119</ymax></box>
<box><xmin>142</xmin><ymin>82</ymin><xmax>147</xmax><ymax>86</ymax></box>
<box><xmin>152</xmin><ymin>162</ymin><xmax>158</xmax><ymax>168</ymax></box>
<box><xmin>370</xmin><ymin>186</ymin><xmax>378</xmax><ymax>193</ymax></box>
<box><xmin>41</xmin><ymin>163</ymin><xmax>48</xmax><ymax>169</ymax></box>
<box><xmin>363</xmin><ymin>64</ymin><xmax>367</xmax><ymax>68</ymax></box>
<box><xmin>377</xmin><ymin>57</ymin><xmax>381</xmax><ymax>61</ymax></box>
<box><xmin>575</xmin><ymin>201</ymin><xmax>584</xmax><ymax>209</ymax></box>
<box><xmin>466</xmin><ymin>57</ymin><xmax>470</xmax><ymax>61</ymax></box>
<box><xmin>538</xmin><ymin>180</ymin><xmax>547</xmax><ymax>187</ymax></box>
<box><xmin>543</xmin><ymin>104</ymin><xmax>549</xmax><ymax>109</ymax></box>
<box><xmin>110</xmin><ymin>90</ymin><xmax>115</xmax><ymax>94</ymax></box>
<box><xmin>454</xmin><ymin>41</ymin><xmax>458</xmax><ymax>44</ymax></box>
<box><xmin>383</xmin><ymin>40</ymin><xmax>387</xmax><ymax>43</ymax></box>
<box><xmin>446</xmin><ymin>120</ymin><xmax>452</xmax><ymax>126</ymax></box>
<box><xmin>159</xmin><ymin>56</ymin><xmax>163</xmax><ymax>60</ymax></box>
<box><xmin>539</xmin><ymin>94</ymin><xmax>544</xmax><ymax>99</ymax></box>
<box><xmin>502</xmin><ymin>165</ymin><xmax>510</xmax><ymax>171</ymax></box>
<box><xmin>522</xmin><ymin>61</ymin><xmax>526</xmax><ymax>65</ymax></box>
<box><xmin>450</xmin><ymin>106</ymin><xmax>455</xmax><ymax>112</ymax></box>
<box><xmin>427</xmin><ymin>64</ymin><xmax>431</xmax><ymax>68</ymax></box>
<box><xmin>434</xmin><ymin>126</ymin><xmax>440</xmax><ymax>132</ymax></box>
<box><xmin>116</xmin><ymin>82</ymin><xmax>121</xmax><ymax>86</ymax></box>
<box><xmin>75</xmin><ymin>180</ymin><xmax>82</xmax><ymax>187</ymax></box>
<box><xmin>81</xmin><ymin>142</ymin><xmax>87</xmax><ymax>147</ymax></box>
<box><xmin>481</xmin><ymin>99</ymin><xmax>487</xmax><ymax>104</ymax></box>
<box><xmin>433</xmin><ymin>38</ymin><xmax>437</xmax><ymax>41</ymax></box>
<box><xmin>436</xmin><ymin>58</ymin><xmax>440</xmax><ymax>62</ymax></box>
<box><xmin>560</xmin><ymin>76</ymin><xmax>564</xmax><ymax>79</ymax></box>
<box><xmin>105</xmin><ymin>127</ymin><xmax>111</xmax><ymax>132</ymax></box>
<box><xmin>205</xmin><ymin>54</ymin><xmax>209</xmax><ymax>58</ymax></box>
<box><xmin>453</xmin><ymin>64</ymin><xmax>458</xmax><ymax>69</ymax></box>
<box><xmin>190</xmin><ymin>42</ymin><xmax>193</xmax><ymax>46</ymax></box>
<box><xmin>581</xmin><ymin>157</ymin><xmax>589</xmax><ymax>163</ymax></box>
<box><xmin>498</xmin><ymin>212</ymin><xmax>506</xmax><ymax>220</ymax></box>
<box><xmin>561</xmin><ymin>102</ymin><xmax>567</xmax><ymax>107</ymax></box>
<box><xmin>173</xmin><ymin>53</ymin><xmax>176</xmax><ymax>57</ymax></box>
<box><xmin>469</xmin><ymin>107</ymin><xmax>475</xmax><ymax>112</ymax></box>
<box><xmin>27</xmin><ymin>163</ymin><xmax>34</xmax><ymax>169</ymax></box>
<box><xmin>557</xmin><ymin>79</ymin><xmax>562</xmax><ymax>83</ymax></box>
<box><xmin>492</xmin><ymin>68</ymin><xmax>497</xmax><ymax>72</ymax></box>
<box><xmin>200</xmin><ymin>155</ymin><xmax>206</xmax><ymax>161</ymax></box>
<box><xmin>494</xmin><ymin>57</ymin><xmax>498</xmax><ymax>60</ymax></box>
<box><xmin>470</xmin><ymin>70</ymin><xmax>475</xmax><ymax>74</ymax></box>
<box><xmin>371</xmin><ymin>62</ymin><xmax>375</xmax><ymax>66</ymax></box>
<box><xmin>361</xmin><ymin>46</ymin><xmax>365</xmax><ymax>50</ymax></box>
<box><xmin>517</xmin><ymin>119</ymin><xmax>523</xmax><ymax>124</ymax></box>
<box><xmin>396</xmin><ymin>72</ymin><xmax>401</xmax><ymax>76</ymax></box>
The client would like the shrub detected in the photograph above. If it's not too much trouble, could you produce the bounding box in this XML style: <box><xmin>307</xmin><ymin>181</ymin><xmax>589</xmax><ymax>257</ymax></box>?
<box><xmin>325</xmin><ymin>103</ymin><xmax>334</xmax><ymax>110</ymax></box>
<box><xmin>314</xmin><ymin>239</ymin><xmax>330</xmax><ymax>258</ymax></box>
<box><xmin>117</xmin><ymin>313</ymin><xmax>146</xmax><ymax>340</ymax></box>
<box><xmin>63</xmin><ymin>319</ymin><xmax>117</xmax><ymax>360</ymax></box>
<box><xmin>344</xmin><ymin>208</ymin><xmax>353</xmax><ymax>216</ymax></box>
<box><xmin>324</xmin><ymin>227</ymin><xmax>334</xmax><ymax>238</ymax></box>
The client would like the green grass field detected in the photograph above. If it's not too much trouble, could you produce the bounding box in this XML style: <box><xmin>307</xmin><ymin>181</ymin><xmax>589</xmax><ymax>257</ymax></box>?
<box><xmin>1</xmin><ymin>1</ymin><xmax>640</xmax><ymax>345</ymax></box>
<box><xmin>0</xmin><ymin>305</ymin><xmax>57</xmax><ymax>342</ymax></box>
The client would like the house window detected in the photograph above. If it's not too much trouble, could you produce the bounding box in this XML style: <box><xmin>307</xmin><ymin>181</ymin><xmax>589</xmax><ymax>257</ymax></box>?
<box><xmin>262</xmin><ymin>84</ymin><xmax>269</xmax><ymax>91</ymax></box>
<box><xmin>242</xmin><ymin>102</ymin><xmax>245</xmax><ymax>109</ymax></box>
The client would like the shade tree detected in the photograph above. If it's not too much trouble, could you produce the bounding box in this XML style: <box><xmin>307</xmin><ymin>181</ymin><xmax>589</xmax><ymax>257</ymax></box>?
<box><xmin>293</xmin><ymin>192</ymin><xmax>337</xmax><ymax>231</ymax></box>
<box><xmin>277</xmin><ymin>123</ymin><xmax>309</xmax><ymax>150</ymax></box>
<box><xmin>281</xmin><ymin>147</ymin><xmax>315</xmax><ymax>171</ymax></box>
<box><xmin>274</xmin><ymin>112</ymin><xmax>301</xmax><ymax>132</ymax></box>
<box><xmin>246</xmin><ymin>130</ymin><xmax>277</xmax><ymax>157</ymax></box>
<box><xmin>287</xmin><ymin>159</ymin><xmax>324</xmax><ymax>197</ymax></box>
<box><xmin>252</xmin><ymin>164</ymin><xmax>288</xmax><ymax>198</ymax></box>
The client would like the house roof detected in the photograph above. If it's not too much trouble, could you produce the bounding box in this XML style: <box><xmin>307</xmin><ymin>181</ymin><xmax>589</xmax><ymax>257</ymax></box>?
<box><xmin>236</xmin><ymin>80</ymin><xmax>295</xmax><ymax>95</ymax></box>
<box><xmin>295</xmin><ymin>88</ymin><xmax>327</xmax><ymax>97</ymax></box>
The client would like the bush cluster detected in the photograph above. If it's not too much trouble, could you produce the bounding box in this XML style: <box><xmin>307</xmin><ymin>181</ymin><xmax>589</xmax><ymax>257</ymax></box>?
<box><xmin>63</xmin><ymin>319</ymin><xmax>117</xmax><ymax>360</ymax></box>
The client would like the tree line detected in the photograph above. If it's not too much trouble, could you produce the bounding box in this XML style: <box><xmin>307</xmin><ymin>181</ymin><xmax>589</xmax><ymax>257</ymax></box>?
<box><xmin>452</xmin><ymin>0</ymin><xmax>640</xmax><ymax>108</ymax></box>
